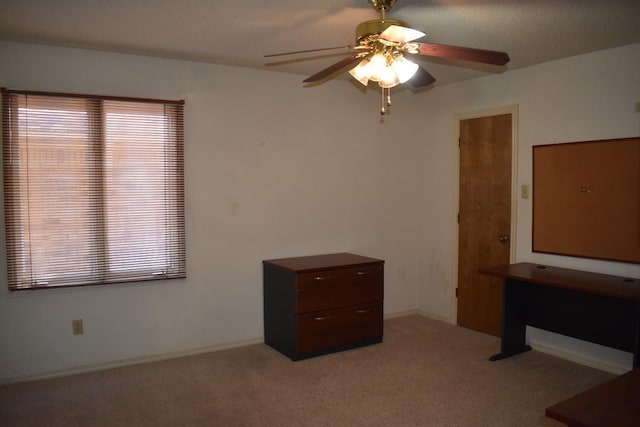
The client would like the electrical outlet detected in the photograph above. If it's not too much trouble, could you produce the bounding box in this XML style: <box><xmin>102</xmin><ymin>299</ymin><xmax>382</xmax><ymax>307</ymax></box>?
<box><xmin>72</xmin><ymin>319</ymin><xmax>83</xmax><ymax>336</ymax></box>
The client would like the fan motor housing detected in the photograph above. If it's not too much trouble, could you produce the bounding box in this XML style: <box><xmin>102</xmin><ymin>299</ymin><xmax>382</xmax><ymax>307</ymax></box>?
<box><xmin>368</xmin><ymin>0</ymin><xmax>397</xmax><ymax>12</ymax></box>
<box><xmin>355</xmin><ymin>19</ymin><xmax>409</xmax><ymax>42</ymax></box>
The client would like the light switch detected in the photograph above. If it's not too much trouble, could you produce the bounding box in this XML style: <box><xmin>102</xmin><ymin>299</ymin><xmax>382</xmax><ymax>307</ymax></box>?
<box><xmin>521</xmin><ymin>184</ymin><xmax>529</xmax><ymax>199</ymax></box>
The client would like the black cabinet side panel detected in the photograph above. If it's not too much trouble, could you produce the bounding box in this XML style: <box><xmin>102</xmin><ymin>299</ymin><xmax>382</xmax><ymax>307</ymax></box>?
<box><xmin>263</xmin><ymin>263</ymin><xmax>296</xmax><ymax>358</ymax></box>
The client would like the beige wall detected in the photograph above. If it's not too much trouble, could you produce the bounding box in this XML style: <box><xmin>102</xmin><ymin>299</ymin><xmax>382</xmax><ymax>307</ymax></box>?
<box><xmin>0</xmin><ymin>40</ymin><xmax>639</xmax><ymax>381</ymax></box>
<box><xmin>409</xmin><ymin>42</ymin><xmax>640</xmax><ymax>371</ymax></box>
<box><xmin>0</xmin><ymin>41</ymin><xmax>433</xmax><ymax>381</ymax></box>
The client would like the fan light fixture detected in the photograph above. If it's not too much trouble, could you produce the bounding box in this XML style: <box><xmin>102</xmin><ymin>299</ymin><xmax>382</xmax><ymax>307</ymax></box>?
<box><xmin>346</xmin><ymin>1</ymin><xmax>426</xmax><ymax>115</ymax></box>
<box><xmin>265</xmin><ymin>0</ymin><xmax>510</xmax><ymax>117</ymax></box>
<box><xmin>348</xmin><ymin>50</ymin><xmax>419</xmax><ymax>115</ymax></box>
<box><xmin>349</xmin><ymin>52</ymin><xmax>419</xmax><ymax>88</ymax></box>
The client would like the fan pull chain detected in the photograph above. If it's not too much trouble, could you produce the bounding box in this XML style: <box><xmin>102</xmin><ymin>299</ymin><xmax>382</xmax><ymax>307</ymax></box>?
<box><xmin>380</xmin><ymin>87</ymin><xmax>392</xmax><ymax>115</ymax></box>
<box><xmin>380</xmin><ymin>87</ymin><xmax>391</xmax><ymax>116</ymax></box>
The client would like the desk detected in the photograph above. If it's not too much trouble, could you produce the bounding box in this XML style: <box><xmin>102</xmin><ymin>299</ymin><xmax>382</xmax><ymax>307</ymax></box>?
<box><xmin>480</xmin><ymin>263</ymin><xmax>640</xmax><ymax>368</ymax></box>
<box><xmin>545</xmin><ymin>368</ymin><xmax>640</xmax><ymax>427</ymax></box>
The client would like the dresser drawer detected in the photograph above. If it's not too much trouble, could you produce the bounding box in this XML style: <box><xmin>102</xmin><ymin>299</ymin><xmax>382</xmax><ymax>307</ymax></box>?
<box><xmin>296</xmin><ymin>264</ymin><xmax>383</xmax><ymax>313</ymax></box>
<box><xmin>296</xmin><ymin>301</ymin><xmax>383</xmax><ymax>355</ymax></box>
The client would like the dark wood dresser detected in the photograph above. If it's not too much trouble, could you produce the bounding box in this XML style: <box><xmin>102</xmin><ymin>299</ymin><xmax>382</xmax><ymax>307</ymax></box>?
<box><xmin>263</xmin><ymin>253</ymin><xmax>384</xmax><ymax>360</ymax></box>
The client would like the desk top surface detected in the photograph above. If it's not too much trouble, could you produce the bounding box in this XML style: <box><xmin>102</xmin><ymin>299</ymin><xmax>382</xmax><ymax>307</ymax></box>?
<box><xmin>546</xmin><ymin>368</ymin><xmax>640</xmax><ymax>427</ymax></box>
<box><xmin>480</xmin><ymin>262</ymin><xmax>640</xmax><ymax>301</ymax></box>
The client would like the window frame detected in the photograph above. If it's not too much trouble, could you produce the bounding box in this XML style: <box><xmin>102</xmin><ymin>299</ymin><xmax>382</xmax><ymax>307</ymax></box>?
<box><xmin>1</xmin><ymin>88</ymin><xmax>186</xmax><ymax>291</ymax></box>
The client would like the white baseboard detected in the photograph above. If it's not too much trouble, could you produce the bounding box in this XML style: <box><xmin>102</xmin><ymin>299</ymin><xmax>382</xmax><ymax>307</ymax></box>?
<box><xmin>2</xmin><ymin>337</ymin><xmax>264</xmax><ymax>385</ymax></box>
<box><xmin>529</xmin><ymin>339</ymin><xmax>630</xmax><ymax>375</ymax></box>
<box><xmin>8</xmin><ymin>311</ymin><xmax>625</xmax><ymax>384</ymax></box>
<box><xmin>410</xmin><ymin>311</ymin><xmax>631</xmax><ymax>374</ymax></box>
<box><xmin>387</xmin><ymin>309</ymin><xmax>454</xmax><ymax>325</ymax></box>
<box><xmin>384</xmin><ymin>309</ymin><xmax>423</xmax><ymax>319</ymax></box>
<box><xmin>4</xmin><ymin>312</ymin><xmax>446</xmax><ymax>384</ymax></box>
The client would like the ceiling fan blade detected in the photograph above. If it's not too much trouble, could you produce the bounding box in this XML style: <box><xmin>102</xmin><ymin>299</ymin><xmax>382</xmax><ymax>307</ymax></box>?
<box><xmin>265</xmin><ymin>45</ymin><xmax>355</xmax><ymax>58</ymax></box>
<box><xmin>303</xmin><ymin>55</ymin><xmax>363</xmax><ymax>83</ymax></box>
<box><xmin>380</xmin><ymin>25</ymin><xmax>425</xmax><ymax>44</ymax></box>
<box><xmin>416</xmin><ymin>42</ymin><xmax>510</xmax><ymax>66</ymax></box>
<box><xmin>410</xmin><ymin>65</ymin><xmax>436</xmax><ymax>87</ymax></box>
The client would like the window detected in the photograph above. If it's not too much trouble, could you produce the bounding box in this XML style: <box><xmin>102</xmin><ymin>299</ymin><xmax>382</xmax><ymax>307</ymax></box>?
<box><xmin>2</xmin><ymin>89</ymin><xmax>185</xmax><ymax>290</ymax></box>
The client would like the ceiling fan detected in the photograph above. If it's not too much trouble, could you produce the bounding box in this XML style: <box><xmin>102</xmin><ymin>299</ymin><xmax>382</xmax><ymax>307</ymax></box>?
<box><xmin>265</xmin><ymin>0</ymin><xmax>510</xmax><ymax>115</ymax></box>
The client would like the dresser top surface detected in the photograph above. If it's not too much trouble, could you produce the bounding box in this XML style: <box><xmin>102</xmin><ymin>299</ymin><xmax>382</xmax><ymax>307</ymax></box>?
<box><xmin>263</xmin><ymin>253</ymin><xmax>384</xmax><ymax>272</ymax></box>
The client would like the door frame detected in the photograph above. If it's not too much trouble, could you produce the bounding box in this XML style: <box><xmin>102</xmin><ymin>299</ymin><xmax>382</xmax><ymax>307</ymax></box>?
<box><xmin>451</xmin><ymin>105</ymin><xmax>519</xmax><ymax>324</ymax></box>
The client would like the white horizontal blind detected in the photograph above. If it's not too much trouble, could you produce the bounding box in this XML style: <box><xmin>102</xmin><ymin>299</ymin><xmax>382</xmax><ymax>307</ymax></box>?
<box><xmin>2</xmin><ymin>89</ymin><xmax>185</xmax><ymax>290</ymax></box>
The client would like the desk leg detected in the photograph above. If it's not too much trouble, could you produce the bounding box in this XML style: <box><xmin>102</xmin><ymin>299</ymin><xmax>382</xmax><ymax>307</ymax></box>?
<box><xmin>490</xmin><ymin>278</ymin><xmax>532</xmax><ymax>361</ymax></box>
<box><xmin>634</xmin><ymin>302</ymin><xmax>640</xmax><ymax>368</ymax></box>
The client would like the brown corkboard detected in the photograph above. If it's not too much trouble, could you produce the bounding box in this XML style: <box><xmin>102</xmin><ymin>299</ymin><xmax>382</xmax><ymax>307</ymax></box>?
<box><xmin>532</xmin><ymin>137</ymin><xmax>640</xmax><ymax>264</ymax></box>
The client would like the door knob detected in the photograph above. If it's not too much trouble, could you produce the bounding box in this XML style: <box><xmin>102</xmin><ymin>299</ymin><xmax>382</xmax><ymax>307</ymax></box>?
<box><xmin>498</xmin><ymin>235</ymin><xmax>509</xmax><ymax>242</ymax></box>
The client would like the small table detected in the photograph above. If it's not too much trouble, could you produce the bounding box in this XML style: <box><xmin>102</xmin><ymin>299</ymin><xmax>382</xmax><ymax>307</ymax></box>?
<box><xmin>480</xmin><ymin>263</ymin><xmax>640</xmax><ymax>368</ymax></box>
<box><xmin>545</xmin><ymin>368</ymin><xmax>640</xmax><ymax>426</ymax></box>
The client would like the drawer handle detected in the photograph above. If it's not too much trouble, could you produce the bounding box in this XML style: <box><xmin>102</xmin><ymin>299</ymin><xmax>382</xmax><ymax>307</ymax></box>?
<box><xmin>356</xmin><ymin>309</ymin><xmax>372</xmax><ymax>314</ymax></box>
<box><xmin>314</xmin><ymin>316</ymin><xmax>331</xmax><ymax>321</ymax></box>
<box><xmin>314</xmin><ymin>275</ymin><xmax>331</xmax><ymax>281</ymax></box>
<box><xmin>356</xmin><ymin>271</ymin><xmax>372</xmax><ymax>276</ymax></box>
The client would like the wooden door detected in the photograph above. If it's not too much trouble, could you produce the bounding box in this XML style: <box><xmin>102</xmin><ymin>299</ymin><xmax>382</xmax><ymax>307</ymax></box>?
<box><xmin>457</xmin><ymin>113</ymin><xmax>512</xmax><ymax>336</ymax></box>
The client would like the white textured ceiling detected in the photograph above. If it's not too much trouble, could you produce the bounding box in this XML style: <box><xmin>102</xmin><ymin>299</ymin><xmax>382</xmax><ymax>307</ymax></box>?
<box><xmin>1</xmin><ymin>0</ymin><xmax>640</xmax><ymax>87</ymax></box>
